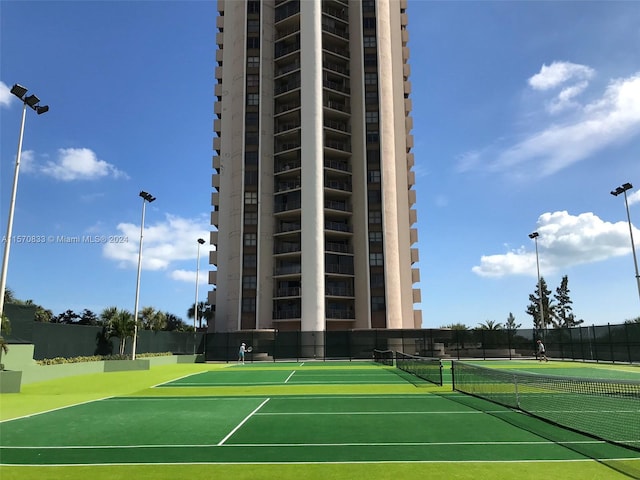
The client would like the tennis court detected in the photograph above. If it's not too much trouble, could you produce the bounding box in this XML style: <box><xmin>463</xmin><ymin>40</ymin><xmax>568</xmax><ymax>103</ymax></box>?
<box><xmin>1</xmin><ymin>360</ymin><xmax>639</xmax><ymax>479</ymax></box>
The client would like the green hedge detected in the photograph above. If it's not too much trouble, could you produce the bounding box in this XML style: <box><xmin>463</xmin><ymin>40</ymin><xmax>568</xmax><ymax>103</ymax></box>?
<box><xmin>37</xmin><ymin>352</ymin><xmax>172</xmax><ymax>365</ymax></box>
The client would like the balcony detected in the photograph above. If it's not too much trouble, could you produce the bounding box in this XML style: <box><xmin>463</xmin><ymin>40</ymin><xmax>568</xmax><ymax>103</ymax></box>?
<box><xmin>325</xmin><ymin>221</ymin><xmax>352</xmax><ymax>233</ymax></box>
<box><xmin>275</xmin><ymin>287</ymin><xmax>301</xmax><ymax>297</ymax></box>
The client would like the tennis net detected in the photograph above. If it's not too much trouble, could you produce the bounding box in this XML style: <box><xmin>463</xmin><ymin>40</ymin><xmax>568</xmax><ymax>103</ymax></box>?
<box><xmin>451</xmin><ymin>361</ymin><xmax>640</xmax><ymax>451</ymax></box>
<box><xmin>373</xmin><ymin>349</ymin><xmax>394</xmax><ymax>366</ymax></box>
<box><xmin>395</xmin><ymin>352</ymin><xmax>443</xmax><ymax>386</ymax></box>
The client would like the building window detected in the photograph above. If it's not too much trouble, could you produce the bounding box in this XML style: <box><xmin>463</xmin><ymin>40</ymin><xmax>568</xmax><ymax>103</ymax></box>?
<box><xmin>247</xmin><ymin>74</ymin><xmax>260</xmax><ymax>87</ymax></box>
<box><xmin>364</xmin><ymin>36</ymin><xmax>376</xmax><ymax>48</ymax></box>
<box><xmin>368</xmin><ymin>210</ymin><xmax>382</xmax><ymax>224</ymax></box>
<box><xmin>247</xmin><ymin>93</ymin><xmax>259</xmax><ymax>106</ymax></box>
<box><xmin>366</xmin><ymin>131</ymin><xmax>379</xmax><ymax>143</ymax></box>
<box><xmin>245</xmin><ymin>132</ymin><xmax>258</xmax><ymax>145</ymax></box>
<box><xmin>369</xmin><ymin>252</ymin><xmax>383</xmax><ymax>266</ymax></box>
<box><xmin>245</xmin><ymin>192</ymin><xmax>258</xmax><ymax>204</ymax></box>
<box><xmin>247</xmin><ymin>37</ymin><xmax>260</xmax><ymax>50</ymax></box>
<box><xmin>368</xmin><ymin>170</ymin><xmax>381</xmax><ymax>183</ymax></box>
<box><xmin>369</xmin><ymin>231</ymin><xmax>383</xmax><ymax>244</ymax></box>
<box><xmin>363</xmin><ymin>17</ymin><xmax>376</xmax><ymax>30</ymax></box>
<box><xmin>247</xmin><ymin>0</ymin><xmax>260</xmax><ymax>14</ymax></box>
<box><xmin>245</xmin><ymin>170</ymin><xmax>258</xmax><ymax>185</ymax></box>
<box><xmin>364</xmin><ymin>73</ymin><xmax>377</xmax><ymax>85</ymax></box>
<box><xmin>245</xmin><ymin>151</ymin><xmax>258</xmax><ymax>165</ymax></box>
<box><xmin>244</xmin><ymin>253</ymin><xmax>257</xmax><ymax>268</ymax></box>
<box><xmin>247</xmin><ymin>19</ymin><xmax>260</xmax><ymax>33</ymax></box>
<box><xmin>244</xmin><ymin>233</ymin><xmax>257</xmax><ymax>246</ymax></box>
<box><xmin>365</xmin><ymin>111</ymin><xmax>378</xmax><ymax>123</ymax></box>
<box><xmin>243</xmin><ymin>275</ymin><xmax>257</xmax><ymax>289</ymax></box>
<box><xmin>371</xmin><ymin>273</ymin><xmax>384</xmax><ymax>288</ymax></box>
<box><xmin>368</xmin><ymin>190</ymin><xmax>381</xmax><ymax>204</ymax></box>
<box><xmin>242</xmin><ymin>297</ymin><xmax>256</xmax><ymax>312</ymax></box>
<box><xmin>247</xmin><ymin>56</ymin><xmax>260</xmax><ymax>68</ymax></box>
<box><xmin>364</xmin><ymin>54</ymin><xmax>377</xmax><ymax>66</ymax></box>
<box><xmin>371</xmin><ymin>296</ymin><xmax>385</xmax><ymax>311</ymax></box>
<box><xmin>365</xmin><ymin>91</ymin><xmax>378</xmax><ymax>105</ymax></box>
<box><xmin>244</xmin><ymin>211</ymin><xmax>258</xmax><ymax>225</ymax></box>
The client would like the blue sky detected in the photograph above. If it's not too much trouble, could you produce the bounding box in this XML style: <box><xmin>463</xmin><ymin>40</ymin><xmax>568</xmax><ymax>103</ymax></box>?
<box><xmin>1</xmin><ymin>1</ymin><xmax>639</xmax><ymax>330</ymax></box>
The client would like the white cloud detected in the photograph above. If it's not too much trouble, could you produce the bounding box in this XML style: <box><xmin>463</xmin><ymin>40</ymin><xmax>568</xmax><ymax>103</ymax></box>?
<box><xmin>0</xmin><ymin>81</ymin><xmax>12</xmax><ymax>107</ymax></box>
<box><xmin>488</xmin><ymin>72</ymin><xmax>640</xmax><ymax>177</ymax></box>
<box><xmin>472</xmin><ymin>210</ymin><xmax>638</xmax><ymax>278</ymax></box>
<box><xmin>103</xmin><ymin>213</ymin><xmax>213</xmax><ymax>272</ymax></box>
<box><xmin>170</xmin><ymin>269</ymin><xmax>210</xmax><ymax>285</ymax></box>
<box><xmin>528</xmin><ymin>61</ymin><xmax>595</xmax><ymax>91</ymax></box>
<box><xmin>628</xmin><ymin>190</ymin><xmax>640</xmax><ymax>206</ymax></box>
<box><xmin>39</xmin><ymin>148</ymin><xmax>128</xmax><ymax>181</ymax></box>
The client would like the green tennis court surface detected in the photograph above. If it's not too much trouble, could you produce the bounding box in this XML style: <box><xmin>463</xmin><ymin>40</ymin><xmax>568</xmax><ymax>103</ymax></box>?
<box><xmin>1</xmin><ymin>360</ymin><xmax>638</xmax><ymax>479</ymax></box>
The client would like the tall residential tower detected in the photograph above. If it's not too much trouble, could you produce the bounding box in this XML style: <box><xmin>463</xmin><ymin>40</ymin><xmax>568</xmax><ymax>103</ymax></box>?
<box><xmin>209</xmin><ymin>0</ymin><xmax>421</xmax><ymax>333</ymax></box>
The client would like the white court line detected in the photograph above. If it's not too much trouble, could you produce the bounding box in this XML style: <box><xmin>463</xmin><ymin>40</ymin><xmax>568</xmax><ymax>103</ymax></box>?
<box><xmin>4</xmin><ymin>458</ymin><xmax>638</xmax><ymax>467</ymax></box>
<box><xmin>0</xmin><ymin>439</ymin><xmax>610</xmax><ymax>450</ymax></box>
<box><xmin>217</xmin><ymin>398</ymin><xmax>270</xmax><ymax>446</ymax></box>
<box><xmin>284</xmin><ymin>371</ymin><xmax>296</xmax><ymax>383</ymax></box>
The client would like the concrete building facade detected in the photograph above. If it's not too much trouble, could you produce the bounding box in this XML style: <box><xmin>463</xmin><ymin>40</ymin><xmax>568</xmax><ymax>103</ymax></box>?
<box><xmin>209</xmin><ymin>0</ymin><xmax>421</xmax><ymax>333</ymax></box>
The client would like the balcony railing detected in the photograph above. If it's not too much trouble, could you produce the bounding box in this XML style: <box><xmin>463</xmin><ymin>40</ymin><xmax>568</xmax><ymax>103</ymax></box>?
<box><xmin>325</xmin><ymin>286</ymin><xmax>354</xmax><ymax>296</ymax></box>
<box><xmin>325</xmin><ymin>200</ymin><xmax>350</xmax><ymax>212</ymax></box>
<box><xmin>323</xmin><ymin>99</ymin><xmax>350</xmax><ymax>113</ymax></box>
<box><xmin>276</xmin><ymin>160</ymin><xmax>301</xmax><ymax>172</ymax></box>
<box><xmin>275</xmin><ymin>199</ymin><xmax>302</xmax><ymax>212</ymax></box>
<box><xmin>325</xmin><ymin>221</ymin><xmax>352</xmax><ymax>233</ymax></box>
<box><xmin>276</xmin><ymin>180</ymin><xmax>301</xmax><ymax>191</ymax></box>
<box><xmin>276</xmin><ymin>102</ymin><xmax>302</xmax><ymax>114</ymax></box>
<box><xmin>278</xmin><ymin>222</ymin><xmax>301</xmax><ymax>233</ymax></box>
<box><xmin>274</xmin><ymin>243</ymin><xmax>301</xmax><ymax>254</ymax></box>
<box><xmin>325</xmin><ymin>241</ymin><xmax>352</xmax><ymax>254</ymax></box>
<box><xmin>274</xmin><ymin>264</ymin><xmax>302</xmax><ymax>275</ymax></box>
<box><xmin>275</xmin><ymin>287</ymin><xmax>301</xmax><ymax>297</ymax></box>
<box><xmin>273</xmin><ymin>309</ymin><xmax>301</xmax><ymax>319</ymax></box>
<box><xmin>324</xmin><ymin>158</ymin><xmax>350</xmax><ymax>172</ymax></box>
<box><xmin>325</xmin><ymin>180</ymin><xmax>352</xmax><ymax>192</ymax></box>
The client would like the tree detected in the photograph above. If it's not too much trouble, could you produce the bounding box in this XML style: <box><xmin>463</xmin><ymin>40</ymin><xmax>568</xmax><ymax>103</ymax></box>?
<box><xmin>624</xmin><ymin>316</ymin><xmax>640</xmax><ymax>324</ymax></box>
<box><xmin>187</xmin><ymin>301</ymin><xmax>214</xmax><ymax>329</ymax></box>
<box><xmin>164</xmin><ymin>313</ymin><xmax>192</xmax><ymax>332</ymax></box>
<box><xmin>78</xmin><ymin>309</ymin><xmax>100</xmax><ymax>326</ymax></box>
<box><xmin>140</xmin><ymin>306</ymin><xmax>167</xmax><ymax>331</ymax></box>
<box><xmin>477</xmin><ymin>320</ymin><xmax>502</xmax><ymax>330</ymax></box>
<box><xmin>53</xmin><ymin>309</ymin><xmax>81</xmax><ymax>324</ymax></box>
<box><xmin>526</xmin><ymin>276</ymin><xmax>555</xmax><ymax>330</ymax></box>
<box><xmin>3</xmin><ymin>287</ymin><xmax>17</xmax><ymax>304</ymax></box>
<box><xmin>0</xmin><ymin>313</ymin><xmax>10</xmax><ymax>370</ymax></box>
<box><xmin>553</xmin><ymin>275</ymin><xmax>583</xmax><ymax>328</ymax></box>
<box><xmin>504</xmin><ymin>312</ymin><xmax>521</xmax><ymax>330</ymax></box>
<box><xmin>34</xmin><ymin>306</ymin><xmax>54</xmax><ymax>323</ymax></box>
<box><xmin>101</xmin><ymin>307</ymin><xmax>133</xmax><ymax>355</ymax></box>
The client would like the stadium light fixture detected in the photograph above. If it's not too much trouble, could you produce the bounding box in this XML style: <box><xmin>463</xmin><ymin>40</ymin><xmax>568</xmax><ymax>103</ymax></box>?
<box><xmin>0</xmin><ymin>84</ymin><xmax>49</xmax><ymax>335</ymax></box>
<box><xmin>528</xmin><ymin>231</ymin><xmax>545</xmax><ymax>332</ymax></box>
<box><xmin>610</xmin><ymin>182</ymin><xmax>640</xmax><ymax>305</ymax></box>
<box><xmin>131</xmin><ymin>191</ymin><xmax>156</xmax><ymax>360</ymax></box>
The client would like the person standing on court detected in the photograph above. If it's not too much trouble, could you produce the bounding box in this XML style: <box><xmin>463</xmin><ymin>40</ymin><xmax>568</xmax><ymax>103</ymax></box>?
<box><xmin>536</xmin><ymin>339</ymin><xmax>548</xmax><ymax>362</ymax></box>
<box><xmin>238</xmin><ymin>342</ymin><xmax>246</xmax><ymax>364</ymax></box>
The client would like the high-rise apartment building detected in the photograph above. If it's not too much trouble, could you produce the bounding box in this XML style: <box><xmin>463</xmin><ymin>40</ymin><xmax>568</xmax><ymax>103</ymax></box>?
<box><xmin>209</xmin><ymin>0</ymin><xmax>421</xmax><ymax>333</ymax></box>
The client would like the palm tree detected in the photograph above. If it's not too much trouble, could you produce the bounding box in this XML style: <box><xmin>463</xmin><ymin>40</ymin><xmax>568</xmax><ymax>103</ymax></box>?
<box><xmin>102</xmin><ymin>307</ymin><xmax>134</xmax><ymax>355</ymax></box>
<box><xmin>187</xmin><ymin>301</ymin><xmax>214</xmax><ymax>329</ymax></box>
<box><xmin>477</xmin><ymin>320</ymin><xmax>502</xmax><ymax>330</ymax></box>
<box><xmin>0</xmin><ymin>313</ymin><xmax>10</xmax><ymax>369</ymax></box>
<box><xmin>140</xmin><ymin>306</ymin><xmax>167</xmax><ymax>331</ymax></box>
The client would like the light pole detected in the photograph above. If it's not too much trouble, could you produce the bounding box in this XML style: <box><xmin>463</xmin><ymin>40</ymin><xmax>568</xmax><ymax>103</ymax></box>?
<box><xmin>610</xmin><ymin>182</ymin><xmax>640</xmax><ymax>304</ymax></box>
<box><xmin>529</xmin><ymin>232</ymin><xmax>545</xmax><ymax>332</ymax></box>
<box><xmin>0</xmin><ymin>84</ymin><xmax>49</xmax><ymax>334</ymax></box>
<box><xmin>132</xmin><ymin>190</ymin><xmax>156</xmax><ymax>360</ymax></box>
<box><xmin>194</xmin><ymin>238</ymin><xmax>205</xmax><ymax>354</ymax></box>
